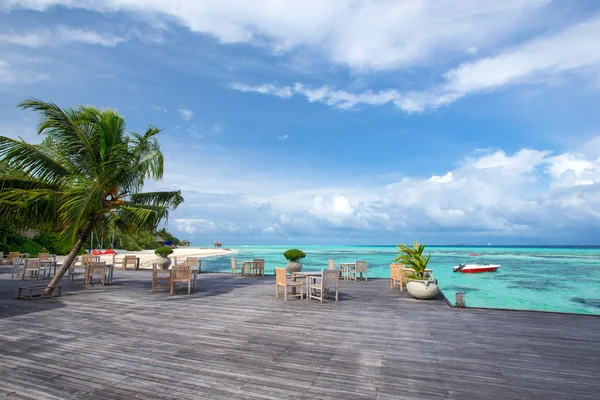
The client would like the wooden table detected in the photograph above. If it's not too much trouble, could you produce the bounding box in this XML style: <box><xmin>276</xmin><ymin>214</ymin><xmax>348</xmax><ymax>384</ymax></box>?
<box><xmin>338</xmin><ymin>262</ymin><xmax>356</xmax><ymax>280</ymax></box>
<box><xmin>292</xmin><ymin>271</ymin><xmax>322</xmax><ymax>300</ymax></box>
<box><xmin>241</xmin><ymin>261</ymin><xmax>254</xmax><ymax>276</ymax></box>
<box><xmin>84</xmin><ymin>264</ymin><xmax>115</xmax><ymax>284</ymax></box>
<box><xmin>41</xmin><ymin>261</ymin><xmax>58</xmax><ymax>279</ymax></box>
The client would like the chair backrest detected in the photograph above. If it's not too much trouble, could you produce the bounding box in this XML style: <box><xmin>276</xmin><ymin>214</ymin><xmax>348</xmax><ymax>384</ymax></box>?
<box><xmin>183</xmin><ymin>257</ymin><xmax>199</xmax><ymax>268</ymax></box>
<box><xmin>8</xmin><ymin>252</ymin><xmax>20</xmax><ymax>262</ymax></box>
<box><xmin>13</xmin><ymin>257</ymin><xmax>22</xmax><ymax>266</ymax></box>
<box><xmin>390</xmin><ymin>264</ymin><xmax>402</xmax><ymax>279</ymax></box>
<box><xmin>24</xmin><ymin>258</ymin><xmax>40</xmax><ymax>271</ymax></box>
<box><xmin>123</xmin><ymin>255</ymin><xmax>137</xmax><ymax>268</ymax></box>
<box><xmin>231</xmin><ymin>258</ymin><xmax>236</xmax><ymax>268</ymax></box>
<box><xmin>81</xmin><ymin>253</ymin><xmax>95</xmax><ymax>265</ymax></box>
<box><xmin>322</xmin><ymin>270</ymin><xmax>338</xmax><ymax>288</ymax></box>
<box><xmin>355</xmin><ymin>261</ymin><xmax>368</xmax><ymax>273</ymax></box>
<box><xmin>152</xmin><ymin>263</ymin><xmax>158</xmax><ymax>277</ymax></box>
<box><xmin>88</xmin><ymin>261</ymin><xmax>107</xmax><ymax>275</ymax></box>
<box><xmin>328</xmin><ymin>260</ymin><xmax>335</xmax><ymax>270</ymax></box>
<box><xmin>171</xmin><ymin>266</ymin><xmax>191</xmax><ymax>281</ymax></box>
<box><xmin>38</xmin><ymin>253</ymin><xmax>51</xmax><ymax>261</ymax></box>
<box><xmin>275</xmin><ymin>267</ymin><xmax>287</xmax><ymax>285</ymax></box>
<box><xmin>253</xmin><ymin>259</ymin><xmax>265</xmax><ymax>269</ymax></box>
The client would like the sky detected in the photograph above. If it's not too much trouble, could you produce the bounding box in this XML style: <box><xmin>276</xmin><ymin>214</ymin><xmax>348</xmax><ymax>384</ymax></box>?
<box><xmin>1</xmin><ymin>1</ymin><xmax>600</xmax><ymax>245</ymax></box>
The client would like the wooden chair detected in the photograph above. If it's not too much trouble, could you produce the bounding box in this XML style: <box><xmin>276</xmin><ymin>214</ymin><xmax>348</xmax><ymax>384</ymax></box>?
<box><xmin>183</xmin><ymin>257</ymin><xmax>200</xmax><ymax>271</ymax></box>
<box><xmin>11</xmin><ymin>257</ymin><xmax>25</xmax><ymax>279</ymax></box>
<box><xmin>170</xmin><ymin>266</ymin><xmax>193</xmax><ymax>295</ymax></box>
<box><xmin>152</xmin><ymin>263</ymin><xmax>171</xmax><ymax>292</ymax></box>
<box><xmin>248</xmin><ymin>258</ymin><xmax>265</xmax><ymax>277</ymax></box>
<box><xmin>328</xmin><ymin>259</ymin><xmax>343</xmax><ymax>279</ymax></box>
<box><xmin>38</xmin><ymin>253</ymin><xmax>52</xmax><ymax>261</ymax></box>
<box><xmin>309</xmin><ymin>270</ymin><xmax>339</xmax><ymax>303</ymax></box>
<box><xmin>80</xmin><ymin>253</ymin><xmax>95</xmax><ymax>264</ymax></box>
<box><xmin>22</xmin><ymin>258</ymin><xmax>46</xmax><ymax>280</ymax></box>
<box><xmin>68</xmin><ymin>262</ymin><xmax>86</xmax><ymax>284</ymax></box>
<box><xmin>349</xmin><ymin>261</ymin><xmax>368</xmax><ymax>282</ymax></box>
<box><xmin>8</xmin><ymin>252</ymin><xmax>21</xmax><ymax>264</ymax></box>
<box><xmin>85</xmin><ymin>261</ymin><xmax>108</xmax><ymax>287</ymax></box>
<box><xmin>275</xmin><ymin>267</ymin><xmax>303</xmax><ymax>301</ymax></box>
<box><xmin>121</xmin><ymin>255</ymin><xmax>137</xmax><ymax>271</ymax></box>
<box><xmin>390</xmin><ymin>263</ymin><xmax>404</xmax><ymax>291</ymax></box>
<box><xmin>231</xmin><ymin>258</ymin><xmax>244</xmax><ymax>275</ymax></box>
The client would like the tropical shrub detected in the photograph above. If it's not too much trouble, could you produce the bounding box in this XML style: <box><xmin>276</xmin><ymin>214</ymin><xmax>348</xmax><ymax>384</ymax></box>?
<box><xmin>155</xmin><ymin>246</ymin><xmax>173</xmax><ymax>258</ymax></box>
<box><xmin>283</xmin><ymin>249</ymin><xmax>306</xmax><ymax>262</ymax></box>
<box><xmin>394</xmin><ymin>242</ymin><xmax>431</xmax><ymax>280</ymax></box>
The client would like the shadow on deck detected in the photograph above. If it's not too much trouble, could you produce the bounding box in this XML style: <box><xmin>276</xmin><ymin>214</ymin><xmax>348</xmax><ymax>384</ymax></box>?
<box><xmin>0</xmin><ymin>269</ymin><xmax>599</xmax><ymax>399</ymax></box>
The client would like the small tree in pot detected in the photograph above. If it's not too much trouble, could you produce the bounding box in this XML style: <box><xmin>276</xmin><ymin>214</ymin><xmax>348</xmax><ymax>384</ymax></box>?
<box><xmin>155</xmin><ymin>246</ymin><xmax>174</xmax><ymax>270</ymax></box>
<box><xmin>394</xmin><ymin>242</ymin><xmax>438</xmax><ymax>300</ymax></box>
<box><xmin>283</xmin><ymin>249</ymin><xmax>306</xmax><ymax>273</ymax></box>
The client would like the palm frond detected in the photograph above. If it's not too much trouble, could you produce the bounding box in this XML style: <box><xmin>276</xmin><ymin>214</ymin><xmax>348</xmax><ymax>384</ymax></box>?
<box><xmin>129</xmin><ymin>191</ymin><xmax>183</xmax><ymax>209</ymax></box>
<box><xmin>0</xmin><ymin>136</ymin><xmax>69</xmax><ymax>185</ymax></box>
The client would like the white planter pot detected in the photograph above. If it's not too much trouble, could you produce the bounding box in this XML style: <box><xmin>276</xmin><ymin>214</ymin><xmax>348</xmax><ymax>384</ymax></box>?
<box><xmin>156</xmin><ymin>256</ymin><xmax>171</xmax><ymax>270</ymax></box>
<box><xmin>406</xmin><ymin>280</ymin><xmax>439</xmax><ymax>300</ymax></box>
<box><xmin>286</xmin><ymin>262</ymin><xmax>303</xmax><ymax>274</ymax></box>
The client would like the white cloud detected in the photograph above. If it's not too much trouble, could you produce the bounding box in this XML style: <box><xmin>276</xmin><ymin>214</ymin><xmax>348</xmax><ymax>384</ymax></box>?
<box><xmin>153</xmin><ymin>105</ymin><xmax>167</xmax><ymax>112</ymax></box>
<box><xmin>466</xmin><ymin>46</ymin><xmax>479</xmax><ymax>55</ymax></box>
<box><xmin>178</xmin><ymin>106</ymin><xmax>194</xmax><ymax>121</ymax></box>
<box><xmin>277</xmin><ymin>134</ymin><xmax>289</xmax><ymax>140</ymax></box>
<box><xmin>0</xmin><ymin>26</ymin><xmax>125</xmax><ymax>47</ymax></box>
<box><xmin>0</xmin><ymin>58</ymin><xmax>49</xmax><ymax>84</ymax></box>
<box><xmin>231</xmin><ymin>16</ymin><xmax>600</xmax><ymax>113</ymax></box>
<box><xmin>2</xmin><ymin>0</ymin><xmax>550</xmax><ymax>71</ymax></box>
<box><xmin>429</xmin><ymin>172</ymin><xmax>453</xmax><ymax>183</ymax></box>
<box><xmin>158</xmin><ymin>136</ymin><xmax>600</xmax><ymax>242</ymax></box>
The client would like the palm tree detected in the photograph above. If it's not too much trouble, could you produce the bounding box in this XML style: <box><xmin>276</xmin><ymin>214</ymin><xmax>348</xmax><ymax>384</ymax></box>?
<box><xmin>0</xmin><ymin>99</ymin><xmax>183</xmax><ymax>293</ymax></box>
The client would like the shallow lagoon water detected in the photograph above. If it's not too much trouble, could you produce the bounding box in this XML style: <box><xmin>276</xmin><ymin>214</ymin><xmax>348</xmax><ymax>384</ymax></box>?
<box><xmin>199</xmin><ymin>245</ymin><xmax>600</xmax><ymax>315</ymax></box>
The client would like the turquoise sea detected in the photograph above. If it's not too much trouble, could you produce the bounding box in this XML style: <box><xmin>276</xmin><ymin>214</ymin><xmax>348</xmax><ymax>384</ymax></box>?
<box><xmin>198</xmin><ymin>245</ymin><xmax>600</xmax><ymax>315</ymax></box>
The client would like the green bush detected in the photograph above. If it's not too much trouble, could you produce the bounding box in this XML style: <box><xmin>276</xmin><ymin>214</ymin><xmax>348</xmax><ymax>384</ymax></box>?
<box><xmin>283</xmin><ymin>249</ymin><xmax>306</xmax><ymax>262</ymax></box>
<box><xmin>154</xmin><ymin>246</ymin><xmax>174</xmax><ymax>258</ymax></box>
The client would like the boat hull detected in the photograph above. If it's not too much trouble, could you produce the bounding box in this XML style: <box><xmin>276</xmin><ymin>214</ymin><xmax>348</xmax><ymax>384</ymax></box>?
<box><xmin>452</xmin><ymin>264</ymin><xmax>500</xmax><ymax>273</ymax></box>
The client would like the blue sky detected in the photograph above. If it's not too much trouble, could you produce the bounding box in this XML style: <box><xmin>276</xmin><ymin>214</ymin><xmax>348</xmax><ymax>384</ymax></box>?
<box><xmin>2</xmin><ymin>1</ymin><xmax>600</xmax><ymax>245</ymax></box>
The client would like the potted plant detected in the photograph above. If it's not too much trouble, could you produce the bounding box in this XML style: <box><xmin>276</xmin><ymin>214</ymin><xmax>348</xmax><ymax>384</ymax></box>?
<box><xmin>394</xmin><ymin>242</ymin><xmax>438</xmax><ymax>300</ymax></box>
<box><xmin>155</xmin><ymin>246</ymin><xmax>174</xmax><ymax>270</ymax></box>
<box><xmin>283</xmin><ymin>249</ymin><xmax>306</xmax><ymax>273</ymax></box>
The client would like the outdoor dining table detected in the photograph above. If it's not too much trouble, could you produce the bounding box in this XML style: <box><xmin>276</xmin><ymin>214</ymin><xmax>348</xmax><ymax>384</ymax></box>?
<box><xmin>292</xmin><ymin>271</ymin><xmax>322</xmax><ymax>300</ymax></box>
<box><xmin>241</xmin><ymin>260</ymin><xmax>255</xmax><ymax>276</ymax></box>
<box><xmin>84</xmin><ymin>263</ymin><xmax>115</xmax><ymax>283</ymax></box>
<box><xmin>168</xmin><ymin>265</ymin><xmax>199</xmax><ymax>291</ymax></box>
<box><xmin>41</xmin><ymin>261</ymin><xmax>58</xmax><ymax>279</ymax></box>
<box><xmin>338</xmin><ymin>262</ymin><xmax>356</xmax><ymax>280</ymax></box>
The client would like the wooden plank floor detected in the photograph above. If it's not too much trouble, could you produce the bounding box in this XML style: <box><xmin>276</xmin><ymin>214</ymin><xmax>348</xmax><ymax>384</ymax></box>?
<box><xmin>0</xmin><ymin>269</ymin><xmax>599</xmax><ymax>399</ymax></box>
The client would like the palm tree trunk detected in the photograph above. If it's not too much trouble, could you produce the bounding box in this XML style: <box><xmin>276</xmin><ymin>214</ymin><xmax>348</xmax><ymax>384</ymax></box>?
<box><xmin>44</xmin><ymin>219</ymin><xmax>95</xmax><ymax>295</ymax></box>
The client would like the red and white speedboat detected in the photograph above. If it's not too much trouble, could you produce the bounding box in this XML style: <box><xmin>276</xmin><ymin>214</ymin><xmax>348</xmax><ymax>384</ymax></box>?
<box><xmin>452</xmin><ymin>253</ymin><xmax>500</xmax><ymax>273</ymax></box>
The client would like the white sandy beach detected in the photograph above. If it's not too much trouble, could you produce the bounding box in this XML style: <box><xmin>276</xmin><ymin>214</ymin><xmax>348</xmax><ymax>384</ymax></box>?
<box><xmin>56</xmin><ymin>247</ymin><xmax>236</xmax><ymax>268</ymax></box>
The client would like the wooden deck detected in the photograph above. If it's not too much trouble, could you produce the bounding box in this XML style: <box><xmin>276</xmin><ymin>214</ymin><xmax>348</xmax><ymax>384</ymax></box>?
<box><xmin>0</xmin><ymin>269</ymin><xmax>599</xmax><ymax>399</ymax></box>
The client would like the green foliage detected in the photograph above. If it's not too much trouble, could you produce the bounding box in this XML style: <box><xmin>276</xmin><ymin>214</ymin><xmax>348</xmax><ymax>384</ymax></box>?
<box><xmin>283</xmin><ymin>248</ymin><xmax>306</xmax><ymax>262</ymax></box>
<box><xmin>0</xmin><ymin>99</ymin><xmax>184</xmax><ymax>255</ymax></box>
<box><xmin>155</xmin><ymin>246</ymin><xmax>173</xmax><ymax>257</ymax></box>
<box><xmin>394</xmin><ymin>241</ymin><xmax>432</xmax><ymax>280</ymax></box>
<box><xmin>155</xmin><ymin>227</ymin><xmax>181</xmax><ymax>245</ymax></box>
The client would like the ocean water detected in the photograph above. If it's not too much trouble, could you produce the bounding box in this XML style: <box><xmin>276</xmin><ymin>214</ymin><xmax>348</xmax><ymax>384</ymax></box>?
<box><xmin>198</xmin><ymin>245</ymin><xmax>600</xmax><ymax>315</ymax></box>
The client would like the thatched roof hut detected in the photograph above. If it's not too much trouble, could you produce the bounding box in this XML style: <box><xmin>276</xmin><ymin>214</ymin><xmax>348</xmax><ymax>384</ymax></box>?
<box><xmin>214</xmin><ymin>241</ymin><xmax>222</xmax><ymax>248</ymax></box>
<box><xmin>182</xmin><ymin>240</ymin><xmax>191</xmax><ymax>247</ymax></box>
<box><xmin>154</xmin><ymin>235</ymin><xmax>166</xmax><ymax>244</ymax></box>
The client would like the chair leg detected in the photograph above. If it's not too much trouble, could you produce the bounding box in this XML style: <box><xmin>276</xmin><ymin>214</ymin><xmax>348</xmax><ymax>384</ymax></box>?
<box><xmin>284</xmin><ymin>286</ymin><xmax>288</xmax><ymax>301</ymax></box>
<box><xmin>170</xmin><ymin>281</ymin><xmax>174</xmax><ymax>295</ymax></box>
<box><xmin>276</xmin><ymin>285</ymin><xmax>279</xmax><ymax>299</ymax></box>
<box><xmin>188</xmin><ymin>281</ymin><xmax>191</xmax><ymax>294</ymax></box>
